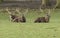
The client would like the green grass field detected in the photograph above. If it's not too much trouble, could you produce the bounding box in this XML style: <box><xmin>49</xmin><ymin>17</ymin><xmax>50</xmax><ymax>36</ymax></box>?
<box><xmin>0</xmin><ymin>9</ymin><xmax>60</xmax><ymax>38</ymax></box>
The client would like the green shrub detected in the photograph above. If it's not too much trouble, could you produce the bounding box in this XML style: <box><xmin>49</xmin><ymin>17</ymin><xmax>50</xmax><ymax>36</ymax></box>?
<box><xmin>0</xmin><ymin>0</ymin><xmax>3</xmax><ymax>3</ymax></box>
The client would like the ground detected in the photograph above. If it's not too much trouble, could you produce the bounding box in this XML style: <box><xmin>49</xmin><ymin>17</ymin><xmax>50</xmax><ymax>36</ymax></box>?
<box><xmin>0</xmin><ymin>9</ymin><xmax>60</xmax><ymax>38</ymax></box>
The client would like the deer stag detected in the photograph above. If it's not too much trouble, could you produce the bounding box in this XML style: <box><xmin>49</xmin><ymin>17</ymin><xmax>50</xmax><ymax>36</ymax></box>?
<box><xmin>34</xmin><ymin>13</ymin><xmax>50</xmax><ymax>23</ymax></box>
<box><xmin>6</xmin><ymin>8</ymin><xmax>26</xmax><ymax>22</ymax></box>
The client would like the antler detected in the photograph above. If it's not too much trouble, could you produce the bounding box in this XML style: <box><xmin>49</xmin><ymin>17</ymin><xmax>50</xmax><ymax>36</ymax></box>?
<box><xmin>16</xmin><ymin>8</ymin><xmax>28</xmax><ymax>16</ymax></box>
<box><xmin>6</xmin><ymin>7</ymin><xmax>11</xmax><ymax>15</ymax></box>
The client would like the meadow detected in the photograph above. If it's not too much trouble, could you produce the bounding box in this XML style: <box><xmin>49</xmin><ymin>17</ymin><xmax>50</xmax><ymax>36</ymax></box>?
<box><xmin>0</xmin><ymin>9</ymin><xmax>60</xmax><ymax>38</ymax></box>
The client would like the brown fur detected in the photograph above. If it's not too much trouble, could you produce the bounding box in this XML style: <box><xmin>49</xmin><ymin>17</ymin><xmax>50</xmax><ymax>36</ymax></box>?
<box><xmin>34</xmin><ymin>17</ymin><xmax>50</xmax><ymax>23</ymax></box>
<box><xmin>10</xmin><ymin>14</ymin><xmax>26</xmax><ymax>22</ymax></box>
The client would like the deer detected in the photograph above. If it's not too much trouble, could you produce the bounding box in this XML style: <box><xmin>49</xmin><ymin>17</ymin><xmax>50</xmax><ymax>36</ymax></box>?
<box><xmin>6</xmin><ymin>8</ymin><xmax>26</xmax><ymax>23</ymax></box>
<box><xmin>34</xmin><ymin>12</ymin><xmax>50</xmax><ymax>23</ymax></box>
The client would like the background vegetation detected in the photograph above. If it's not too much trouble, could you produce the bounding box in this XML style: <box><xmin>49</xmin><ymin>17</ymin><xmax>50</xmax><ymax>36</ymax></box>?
<box><xmin>0</xmin><ymin>0</ymin><xmax>60</xmax><ymax>8</ymax></box>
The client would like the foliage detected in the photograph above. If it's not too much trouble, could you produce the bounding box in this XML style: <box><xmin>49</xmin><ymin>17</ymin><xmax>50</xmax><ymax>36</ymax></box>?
<box><xmin>0</xmin><ymin>0</ymin><xmax>3</xmax><ymax>3</ymax></box>
<box><xmin>55</xmin><ymin>0</ymin><xmax>60</xmax><ymax>8</ymax></box>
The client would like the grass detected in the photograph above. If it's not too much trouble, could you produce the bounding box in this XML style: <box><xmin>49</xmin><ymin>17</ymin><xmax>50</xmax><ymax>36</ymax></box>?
<box><xmin>0</xmin><ymin>9</ymin><xmax>60</xmax><ymax>38</ymax></box>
